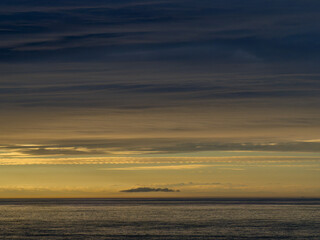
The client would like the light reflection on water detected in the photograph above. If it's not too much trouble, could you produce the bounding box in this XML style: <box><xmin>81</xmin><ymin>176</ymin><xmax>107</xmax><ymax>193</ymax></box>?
<box><xmin>0</xmin><ymin>199</ymin><xmax>319</xmax><ymax>239</ymax></box>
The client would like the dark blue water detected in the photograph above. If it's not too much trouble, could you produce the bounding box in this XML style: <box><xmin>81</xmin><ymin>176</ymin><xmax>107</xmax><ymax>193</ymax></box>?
<box><xmin>0</xmin><ymin>198</ymin><xmax>319</xmax><ymax>239</ymax></box>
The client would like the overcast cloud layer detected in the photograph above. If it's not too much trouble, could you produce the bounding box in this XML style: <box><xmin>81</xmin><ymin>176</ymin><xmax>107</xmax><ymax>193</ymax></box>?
<box><xmin>1</xmin><ymin>0</ymin><xmax>319</xmax><ymax>155</ymax></box>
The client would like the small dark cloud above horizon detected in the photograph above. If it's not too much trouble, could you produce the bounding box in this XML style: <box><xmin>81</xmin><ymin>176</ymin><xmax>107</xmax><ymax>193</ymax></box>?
<box><xmin>120</xmin><ymin>187</ymin><xmax>180</xmax><ymax>193</ymax></box>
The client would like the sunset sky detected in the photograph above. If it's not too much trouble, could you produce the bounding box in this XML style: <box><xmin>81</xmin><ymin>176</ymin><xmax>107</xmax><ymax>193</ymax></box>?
<box><xmin>0</xmin><ymin>0</ymin><xmax>319</xmax><ymax>198</ymax></box>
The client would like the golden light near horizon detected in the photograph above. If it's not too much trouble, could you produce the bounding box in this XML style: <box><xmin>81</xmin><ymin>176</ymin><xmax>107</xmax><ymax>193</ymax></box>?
<box><xmin>0</xmin><ymin>0</ymin><xmax>320</xmax><ymax>199</ymax></box>
<box><xmin>0</xmin><ymin>101</ymin><xmax>320</xmax><ymax>198</ymax></box>
<box><xmin>1</xmin><ymin>142</ymin><xmax>319</xmax><ymax>198</ymax></box>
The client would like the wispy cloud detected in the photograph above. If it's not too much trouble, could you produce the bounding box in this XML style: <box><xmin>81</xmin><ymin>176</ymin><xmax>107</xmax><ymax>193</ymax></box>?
<box><xmin>160</xmin><ymin>182</ymin><xmax>248</xmax><ymax>189</ymax></box>
<box><xmin>0</xmin><ymin>155</ymin><xmax>318</xmax><ymax>166</ymax></box>
<box><xmin>120</xmin><ymin>187</ymin><xmax>180</xmax><ymax>192</ymax></box>
<box><xmin>1</xmin><ymin>140</ymin><xmax>320</xmax><ymax>162</ymax></box>
<box><xmin>103</xmin><ymin>164</ymin><xmax>207</xmax><ymax>171</ymax></box>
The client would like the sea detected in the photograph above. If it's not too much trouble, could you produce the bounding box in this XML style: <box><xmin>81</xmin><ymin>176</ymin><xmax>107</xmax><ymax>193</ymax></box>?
<box><xmin>0</xmin><ymin>198</ymin><xmax>319</xmax><ymax>239</ymax></box>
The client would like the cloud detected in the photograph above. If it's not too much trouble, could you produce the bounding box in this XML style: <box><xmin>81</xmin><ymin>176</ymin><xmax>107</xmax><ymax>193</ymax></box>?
<box><xmin>0</xmin><ymin>0</ymin><xmax>319</xmax><ymax>156</ymax></box>
<box><xmin>1</xmin><ymin>139</ymin><xmax>320</xmax><ymax>161</ymax></box>
<box><xmin>1</xmin><ymin>0</ymin><xmax>320</xmax><ymax>63</ymax></box>
<box><xmin>0</xmin><ymin>154</ymin><xmax>318</xmax><ymax>166</ymax></box>
<box><xmin>163</xmin><ymin>182</ymin><xmax>223</xmax><ymax>187</ymax></box>
<box><xmin>104</xmin><ymin>164</ymin><xmax>207</xmax><ymax>171</ymax></box>
<box><xmin>161</xmin><ymin>182</ymin><xmax>248</xmax><ymax>188</ymax></box>
<box><xmin>120</xmin><ymin>187</ymin><xmax>180</xmax><ymax>192</ymax></box>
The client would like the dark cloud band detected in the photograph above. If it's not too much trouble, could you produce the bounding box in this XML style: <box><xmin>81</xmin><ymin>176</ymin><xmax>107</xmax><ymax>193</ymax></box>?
<box><xmin>120</xmin><ymin>187</ymin><xmax>180</xmax><ymax>192</ymax></box>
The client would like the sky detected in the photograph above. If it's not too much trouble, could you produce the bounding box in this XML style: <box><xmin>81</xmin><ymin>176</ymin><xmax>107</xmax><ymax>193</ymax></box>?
<box><xmin>0</xmin><ymin>0</ymin><xmax>319</xmax><ymax>198</ymax></box>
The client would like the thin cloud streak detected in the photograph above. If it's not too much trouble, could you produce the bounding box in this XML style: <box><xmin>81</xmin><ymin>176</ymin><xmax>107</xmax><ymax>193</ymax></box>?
<box><xmin>103</xmin><ymin>164</ymin><xmax>207</xmax><ymax>171</ymax></box>
<box><xmin>0</xmin><ymin>156</ymin><xmax>319</xmax><ymax>166</ymax></box>
<box><xmin>1</xmin><ymin>140</ymin><xmax>320</xmax><ymax>158</ymax></box>
<box><xmin>120</xmin><ymin>187</ymin><xmax>180</xmax><ymax>192</ymax></box>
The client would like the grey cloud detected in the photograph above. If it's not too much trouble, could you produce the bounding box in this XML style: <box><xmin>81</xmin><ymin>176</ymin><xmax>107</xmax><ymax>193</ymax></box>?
<box><xmin>0</xmin><ymin>0</ymin><xmax>320</xmax><ymax>150</ymax></box>
<box><xmin>163</xmin><ymin>182</ymin><xmax>248</xmax><ymax>188</ymax></box>
<box><xmin>23</xmin><ymin>148</ymin><xmax>106</xmax><ymax>156</ymax></box>
<box><xmin>2</xmin><ymin>139</ymin><xmax>320</xmax><ymax>157</ymax></box>
<box><xmin>120</xmin><ymin>187</ymin><xmax>180</xmax><ymax>192</ymax></box>
<box><xmin>1</xmin><ymin>0</ymin><xmax>320</xmax><ymax>63</ymax></box>
<box><xmin>164</xmin><ymin>182</ymin><xmax>223</xmax><ymax>187</ymax></box>
<box><xmin>1</xmin><ymin>74</ymin><xmax>319</xmax><ymax>110</ymax></box>
<box><xmin>0</xmin><ymin>83</ymin><xmax>206</xmax><ymax>95</ymax></box>
<box><xmin>1</xmin><ymin>0</ymin><xmax>320</xmax><ymax>108</ymax></box>
<box><xmin>154</xmin><ymin>141</ymin><xmax>320</xmax><ymax>153</ymax></box>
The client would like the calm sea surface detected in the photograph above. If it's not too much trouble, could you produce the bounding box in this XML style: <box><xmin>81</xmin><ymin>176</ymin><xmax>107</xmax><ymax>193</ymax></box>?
<box><xmin>0</xmin><ymin>198</ymin><xmax>319</xmax><ymax>239</ymax></box>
